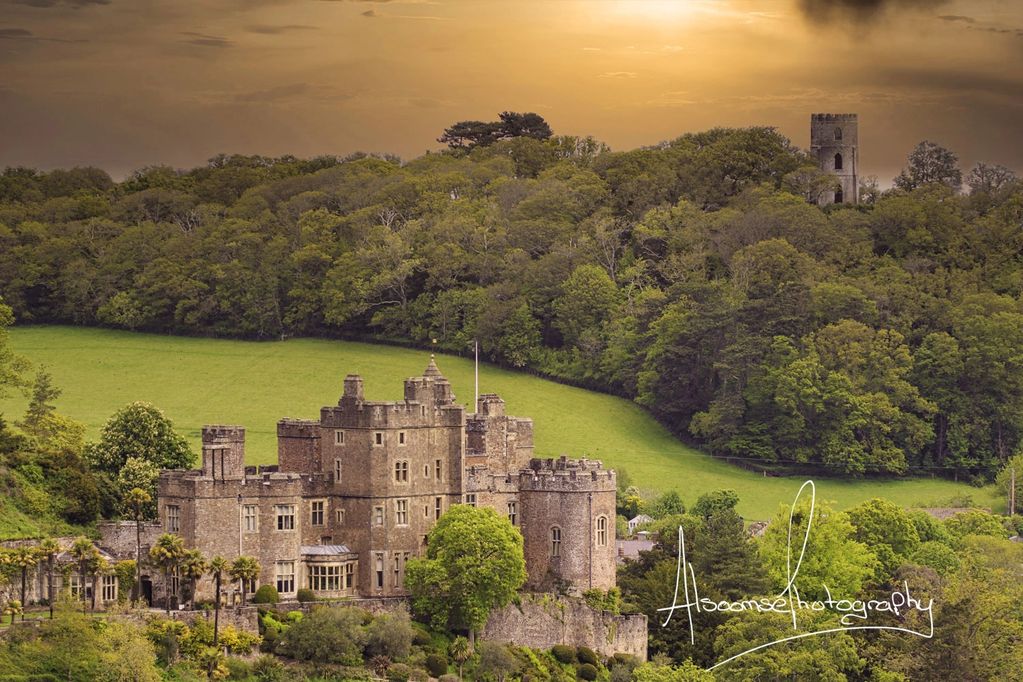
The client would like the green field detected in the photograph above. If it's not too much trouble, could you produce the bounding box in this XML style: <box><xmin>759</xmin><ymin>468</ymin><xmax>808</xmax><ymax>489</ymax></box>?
<box><xmin>0</xmin><ymin>326</ymin><xmax>1001</xmax><ymax>520</ymax></box>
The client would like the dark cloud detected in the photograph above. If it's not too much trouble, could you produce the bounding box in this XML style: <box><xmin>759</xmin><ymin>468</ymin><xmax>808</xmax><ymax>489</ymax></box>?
<box><xmin>797</xmin><ymin>0</ymin><xmax>948</xmax><ymax>24</ymax></box>
<box><xmin>244</xmin><ymin>24</ymin><xmax>316</xmax><ymax>35</ymax></box>
<box><xmin>362</xmin><ymin>9</ymin><xmax>376</xmax><ymax>17</ymax></box>
<box><xmin>0</xmin><ymin>28</ymin><xmax>34</xmax><ymax>38</ymax></box>
<box><xmin>11</xmin><ymin>0</ymin><xmax>110</xmax><ymax>7</ymax></box>
<box><xmin>872</xmin><ymin>65</ymin><xmax>1023</xmax><ymax>104</ymax></box>
<box><xmin>180</xmin><ymin>31</ymin><xmax>233</xmax><ymax>48</ymax></box>
<box><xmin>235</xmin><ymin>82</ymin><xmax>315</xmax><ymax>103</ymax></box>
<box><xmin>938</xmin><ymin>15</ymin><xmax>975</xmax><ymax>23</ymax></box>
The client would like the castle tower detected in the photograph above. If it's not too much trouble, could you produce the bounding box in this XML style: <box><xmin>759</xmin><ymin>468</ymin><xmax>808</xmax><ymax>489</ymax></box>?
<box><xmin>811</xmin><ymin>113</ymin><xmax>858</xmax><ymax>206</ymax></box>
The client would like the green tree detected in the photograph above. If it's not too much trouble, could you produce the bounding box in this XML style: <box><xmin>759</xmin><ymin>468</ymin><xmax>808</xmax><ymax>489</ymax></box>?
<box><xmin>449</xmin><ymin>635</ymin><xmax>473</xmax><ymax>680</ymax></box>
<box><xmin>229</xmin><ymin>555</ymin><xmax>260</xmax><ymax>606</ymax></box>
<box><xmin>123</xmin><ymin>486</ymin><xmax>152</xmax><ymax>602</ymax></box>
<box><xmin>208</xmin><ymin>555</ymin><xmax>228</xmax><ymax>645</ymax></box>
<box><xmin>118</xmin><ymin>458</ymin><xmax>159</xmax><ymax>519</ymax></box>
<box><xmin>995</xmin><ymin>451</ymin><xmax>1023</xmax><ymax>514</ymax></box>
<box><xmin>845</xmin><ymin>498</ymin><xmax>921</xmax><ymax>581</ymax></box>
<box><xmin>894</xmin><ymin>141</ymin><xmax>962</xmax><ymax>192</ymax></box>
<box><xmin>179</xmin><ymin>549</ymin><xmax>208</xmax><ymax>611</ymax></box>
<box><xmin>69</xmin><ymin>536</ymin><xmax>100</xmax><ymax>613</ymax></box>
<box><xmin>10</xmin><ymin>547</ymin><xmax>38</xmax><ymax>620</ymax></box>
<box><xmin>405</xmin><ymin>505</ymin><xmax>526</xmax><ymax>642</ymax></box>
<box><xmin>17</xmin><ymin>368</ymin><xmax>60</xmax><ymax>438</ymax></box>
<box><xmin>87</xmin><ymin>401</ymin><xmax>194</xmax><ymax>475</ymax></box>
<box><xmin>0</xmin><ymin>298</ymin><xmax>28</xmax><ymax>399</ymax></box>
<box><xmin>553</xmin><ymin>264</ymin><xmax>619</xmax><ymax>347</ymax></box>
<box><xmin>37</xmin><ymin>538</ymin><xmax>59</xmax><ymax>619</ymax></box>
<box><xmin>149</xmin><ymin>533</ymin><xmax>185</xmax><ymax>615</ymax></box>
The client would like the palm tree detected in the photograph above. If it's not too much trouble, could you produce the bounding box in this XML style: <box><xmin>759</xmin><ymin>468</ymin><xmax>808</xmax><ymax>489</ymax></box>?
<box><xmin>10</xmin><ymin>547</ymin><xmax>38</xmax><ymax>621</ymax></box>
<box><xmin>228</xmin><ymin>556</ymin><xmax>259</xmax><ymax>606</ymax></box>
<box><xmin>123</xmin><ymin>487</ymin><xmax>152</xmax><ymax>603</ymax></box>
<box><xmin>450</xmin><ymin>636</ymin><xmax>473</xmax><ymax>680</ymax></box>
<box><xmin>69</xmin><ymin>537</ymin><xmax>98</xmax><ymax>613</ymax></box>
<box><xmin>148</xmin><ymin>533</ymin><xmax>185</xmax><ymax>615</ymax></box>
<box><xmin>208</xmin><ymin>556</ymin><xmax>228</xmax><ymax>646</ymax></box>
<box><xmin>36</xmin><ymin>539</ymin><xmax>59</xmax><ymax>620</ymax></box>
<box><xmin>179</xmin><ymin>549</ymin><xmax>208</xmax><ymax>611</ymax></box>
<box><xmin>91</xmin><ymin>557</ymin><xmax>109</xmax><ymax>612</ymax></box>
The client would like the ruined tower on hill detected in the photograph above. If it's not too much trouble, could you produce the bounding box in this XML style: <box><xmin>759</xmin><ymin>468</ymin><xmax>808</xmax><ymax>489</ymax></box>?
<box><xmin>811</xmin><ymin>113</ymin><xmax>859</xmax><ymax>206</ymax></box>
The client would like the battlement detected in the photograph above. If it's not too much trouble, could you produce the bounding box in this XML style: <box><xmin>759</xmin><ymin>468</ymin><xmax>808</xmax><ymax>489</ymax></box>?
<box><xmin>202</xmin><ymin>425</ymin><xmax>245</xmax><ymax>443</ymax></box>
<box><xmin>519</xmin><ymin>456</ymin><xmax>615</xmax><ymax>492</ymax></box>
<box><xmin>812</xmin><ymin>113</ymin><xmax>857</xmax><ymax>121</ymax></box>
<box><xmin>475</xmin><ymin>394</ymin><xmax>505</xmax><ymax>417</ymax></box>
<box><xmin>277</xmin><ymin>419</ymin><xmax>319</xmax><ymax>439</ymax></box>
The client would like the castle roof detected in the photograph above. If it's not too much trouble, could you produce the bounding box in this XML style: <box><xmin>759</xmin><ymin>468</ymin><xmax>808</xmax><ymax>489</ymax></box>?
<box><xmin>423</xmin><ymin>355</ymin><xmax>443</xmax><ymax>378</ymax></box>
<box><xmin>301</xmin><ymin>544</ymin><xmax>352</xmax><ymax>556</ymax></box>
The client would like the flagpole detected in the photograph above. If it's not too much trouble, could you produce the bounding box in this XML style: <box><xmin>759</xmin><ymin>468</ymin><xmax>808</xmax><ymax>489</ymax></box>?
<box><xmin>474</xmin><ymin>339</ymin><xmax>479</xmax><ymax>413</ymax></box>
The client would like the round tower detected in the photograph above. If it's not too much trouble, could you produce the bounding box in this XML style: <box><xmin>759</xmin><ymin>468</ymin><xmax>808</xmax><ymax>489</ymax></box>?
<box><xmin>810</xmin><ymin>113</ymin><xmax>859</xmax><ymax>206</ymax></box>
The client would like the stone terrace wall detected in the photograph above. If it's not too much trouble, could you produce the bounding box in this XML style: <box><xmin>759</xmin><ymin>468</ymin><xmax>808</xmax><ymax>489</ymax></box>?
<box><xmin>483</xmin><ymin>594</ymin><xmax>647</xmax><ymax>659</ymax></box>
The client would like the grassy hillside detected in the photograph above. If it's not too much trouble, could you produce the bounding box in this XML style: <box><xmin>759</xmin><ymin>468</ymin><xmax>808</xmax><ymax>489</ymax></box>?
<box><xmin>0</xmin><ymin>326</ymin><xmax>1001</xmax><ymax>520</ymax></box>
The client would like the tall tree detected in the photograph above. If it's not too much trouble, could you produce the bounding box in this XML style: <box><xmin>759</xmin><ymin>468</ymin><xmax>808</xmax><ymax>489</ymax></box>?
<box><xmin>894</xmin><ymin>140</ymin><xmax>962</xmax><ymax>192</ymax></box>
<box><xmin>405</xmin><ymin>505</ymin><xmax>526</xmax><ymax>643</ymax></box>
<box><xmin>87</xmin><ymin>402</ymin><xmax>194</xmax><ymax>475</ymax></box>
<box><xmin>69</xmin><ymin>537</ymin><xmax>99</xmax><ymax>613</ymax></box>
<box><xmin>123</xmin><ymin>487</ymin><xmax>152</xmax><ymax>603</ymax></box>
<box><xmin>148</xmin><ymin>533</ymin><xmax>184</xmax><ymax>615</ymax></box>
<box><xmin>229</xmin><ymin>556</ymin><xmax>259</xmax><ymax>607</ymax></box>
<box><xmin>10</xmin><ymin>547</ymin><xmax>38</xmax><ymax>621</ymax></box>
<box><xmin>208</xmin><ymin>556</ymin><xmax>228</xmax><ymax>645</ymax></box>
<box><xmin>178</xmin><ymin>549</ymin><xmax>207</xmax><ymax>611</ymax></box>
<box><xmin>36</xmin><ymin>538</ymin><xmax>59</xmax><ymax>620</ymax></box>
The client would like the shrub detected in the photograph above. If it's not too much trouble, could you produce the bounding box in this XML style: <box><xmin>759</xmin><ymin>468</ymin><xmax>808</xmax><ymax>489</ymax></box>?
<box><xmin>386</xmin><ymin>663</ymin><xmax>413</xmax><ymax>681</ymax></box>
<box><xmin>439</xmin><ymin>675</ymin><xmax>461</xmax><ymax>682</ymax></box>
<box><xmin>251</xmin><ymin>654</ymin><xmax>286</xmax><ymax>681</ymax></box>
<box><xmin>224</xmin><ymin>656</ymin><xmax>252</xmax><ymax>679</ymax></box>
<box><xmin>276</xmin><ymin>606</ymin><xmax>368</xmax><ymax>665</ymax></box>
<box><xmin>551</xmin><ymin>644</ymin><xmax>576</xmax><ymax>664</ymax></box>
<box><xmin>578</xmin><ymin>663</ymin><xmax>598</xmax><ymax>681</ymax></box>
<box><xmin>576</xmin><ymin>646</ymin><xmax>598</xmax><ymax>666</ymax></box>
<box><xmin>296</xmin><ymin>588</ymin><xmax>316</xmax><ymax>603</ymax></box>
<box><xmin>252</xmin><ymin>585</ymin><xmax>279</xmax><ymax>605</ymax></box>
<box><xmin>425</xmin><ymin>653</ymin><xmax>448</xmax><ymax>677</ymax></box>
<box><xmin>411</xmin><ymin>628</ymin><xmax>432</xmax><ymax>647</ymax></box>
<box><xmin>364</xmin><ymin>612</ymin><xmax>414</xmax><ymax>660</ymax></box>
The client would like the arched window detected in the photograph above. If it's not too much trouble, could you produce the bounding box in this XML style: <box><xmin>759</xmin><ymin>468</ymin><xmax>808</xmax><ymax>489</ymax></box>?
<box><xmin>834</xmin><ymin>153</ymin><xmax>843</xmax><ymax>171</ymax></box>
<box><xmin>835</xmin><ymin>127</ymin><xmax>843</xmax><ymax>141</ymax></box>
<box><xmin>835</xmin><ymin>188</ymin><xmax>844</xmax><ymax>204</ymax></box>
<box><xmin>550</xmin><ymin>527</ymin><xmax>561</xmax><ymax>557</ymax></box>
<box><xmin>596</xmin><ymin>516</ymin><xmax>608</xmax><ymax>546</ymax></box>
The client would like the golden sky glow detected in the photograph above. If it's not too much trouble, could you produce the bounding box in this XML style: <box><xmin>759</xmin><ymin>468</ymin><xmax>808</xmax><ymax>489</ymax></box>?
<box><xmin>1</xmin><ymin>0</ymin><xmax>1022</xmax><ymax>181</ymax></box>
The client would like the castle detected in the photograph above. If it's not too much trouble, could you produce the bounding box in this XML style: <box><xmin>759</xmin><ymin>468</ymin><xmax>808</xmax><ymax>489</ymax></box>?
<box><xmin>157</xmin><ymin>358</ymin><xmax>617</xmax><ymax>603</ymax></box>
<box><xmin>811</xmin><ymin>113</ymin><xmax>859</xmax><ymax>205</ymax></box>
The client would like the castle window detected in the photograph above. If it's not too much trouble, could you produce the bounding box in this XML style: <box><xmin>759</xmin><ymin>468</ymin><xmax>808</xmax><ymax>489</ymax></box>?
<box><xmin>835</xmin><ymin>188</ymin><xmax>844</xmax><ymax>204</ymax></box>
<box><xmin>435</xmin><ymin>496</ymin><xmax>443</xmax><ymax>520</ymax></box>
<box><xmin>243</xmin><ymin>505</ymin><xmax>258</xmax><ymax>532</ymax></box>
<box><xmin>334</xmin><ymin>430</ymin><xmax>345</xmax><ymax>446</ymax></box>
<box><xmin>835</xmin><ymin>127</ymin><xmax>843</xmax><ymax>141</ymax></box>
<box><xmin>398</xmin><ymin>431</ymin><xmax>406</xmax><ymax>446</ymax></box>
<box><xmin>465</xmin><ymin>493</ymin><xmax>477</xmax><ymax>507</ymax></box>
<box><xmin>550</xmin><ymin>527</ymin><xmax>561</xmax><ymax>557</ymax></box>
<box><xmin>334</xmin><ymin>459</ymin><xmax>342</xmax><ymax>483</ymax></box>
<box><xmin>311</xmin><ymin>500</ymin><xmax>325</xmax><ymax>526</ymax></box>
<box><xmin>344</xmin><ymin>562</ymin><xmax>355</xmax><ymax>589</ymax></box>
<box><xmin>309</xmin><ymin>564</ymin><xmax>340</xmax><ymax>592</ymax></box>
<box><xmin>393</xmin><ymin>552</ymin><xmax>401</xmax><ymax>587</ymax></box>
<box><xmin>596</xmin><ymin>516</ymin><xmax>608</xmax><ymax>546</ymax></box>
<box><xmin>374</xmin><ymin>432</ymin><xmax>384</xmax><ymax>446</ymax></box>
<box><xmin>375</xmin><ymin>553</ymin><xmax>385</xmax><ymax>589</ymax></box>
<box><xmin>435</xmin><ymin>459</ymin><xmax>442</xmax><ymax>481</ymax></box>
<box><xmin>336</xmin><ymin>508</ymin><xmax>345</xmax><ymax>524</ymax></box>
<box><xmin>101</xmin><ymin>575</ymin><xmax>117</xmax><ymax>603</ymax></box>
<box><xmin>166</xmin><ymin>505</ymin><xmax>180</xmax><ymax>533</ymax></box>
<box><xmin>424</xmin><ymin>504</ymin><xmax>430</xmax><ymax>518</ymax></box>
<box><xmin>834</xmin><ymin>153</ymin><xmax>843</xmax><ymax>171</ymax></box>
<box><xmin>424</xmin><ymin>464</ymin><xmax>430</xmax><ymax>478</ymax></box>
<box><xmin>374</xmin><ymin>506</ymin><xmax>384</xmax><ymax>526</ymax></box>
<box><xmin>275</xmin><ymin>504</ymin><xmax>296</xmax><ymax>531</ymax></box>
<box><xmin>396</xmin><ymin>499</ymin><xmax>409</xmax><ymax>526</ymax></box>
<box><xmin>275</xmin><ymin>561</ymin><xmax>295</xmax><ymax>595</ymax></box>
<box><xmin>395</xmin><ymin>461</ymin><xmax>409</xmax><ymax>482</ymax></box>
<box><xmin>507</xmin><ymin>501</ymin><xmax>517</xmax><ymax>526</ymax></box>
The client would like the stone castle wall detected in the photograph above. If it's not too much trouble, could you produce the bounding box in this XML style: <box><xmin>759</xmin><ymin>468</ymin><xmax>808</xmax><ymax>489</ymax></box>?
<box><xmin>483</xmin><ymin>594</ymin><xmax>648</xmax><ymax>659</ymax></box>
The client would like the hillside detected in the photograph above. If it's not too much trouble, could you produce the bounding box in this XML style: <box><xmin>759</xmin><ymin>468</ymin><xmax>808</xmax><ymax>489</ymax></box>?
<box><xmin>0</xmin><ymin>325</ymin><xmax>999</xmax><ymax>521</ymax></box>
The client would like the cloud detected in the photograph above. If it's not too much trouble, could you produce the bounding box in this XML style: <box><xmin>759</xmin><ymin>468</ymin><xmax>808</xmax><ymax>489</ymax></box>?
<box><xmin>244</xmin><ymin>24</ymin><xmax>316</xmax><ymax>35</ymax></box>
<box><xmin>0</xmin><ymin>28</ymin><xmax>33</xmax><ymax>38</ymax></box>
<box><xmin>362</xmin><ymin>9</ymin><xmax>376</xmax><ymax>17</ymax></box>
<box><xmin>10</xmin><ymin>0</ymin><xmax>109</xmax><ymax>7</ymax></box>
<box><xmin>796</xmin><ymin>0</ymin><xmax>948</xmax><ymax>24</ymax></box>
<box><xmin>599</xmin><ymin>71</ymin><xmax>638</xmax><ymax>78</ymax></box>
<box><xmin>180</xmin><ymin>31</ymin><xmax>233</xmax><ymax>48</ymax></box>
<box><xmin>937</xmin><ymin>15</ymin><xmax>975</xmax><ymax>23</ymax></box>
<box><xmin>233</xmin><ymin>82</ymin><xmax>351</xmax><ymax>104</ymax></box>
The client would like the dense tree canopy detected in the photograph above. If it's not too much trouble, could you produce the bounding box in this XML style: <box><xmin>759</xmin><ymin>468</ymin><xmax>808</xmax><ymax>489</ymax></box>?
<box><xmin>2</xmin><ymin>128</ymin><xmax>1022</xmax><ymax>480</ymax></box>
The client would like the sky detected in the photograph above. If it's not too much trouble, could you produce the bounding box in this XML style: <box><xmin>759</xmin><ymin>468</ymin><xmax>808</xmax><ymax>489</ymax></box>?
<box><xmin>1</xmin><ymin>0</ymin><xmax>1022</xmax><ymax>183</ymax></box>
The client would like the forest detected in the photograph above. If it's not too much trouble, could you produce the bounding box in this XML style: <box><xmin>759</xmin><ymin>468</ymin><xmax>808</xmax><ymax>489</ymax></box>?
<box><xmin>1</xmin><ymin>124</ymin><xmax>1022</xmax><ymax>482</ymax></box>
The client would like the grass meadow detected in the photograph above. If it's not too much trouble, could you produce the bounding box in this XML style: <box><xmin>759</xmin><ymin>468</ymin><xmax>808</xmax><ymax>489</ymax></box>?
<box><xmin>1</xmin><ymin>326</ymin><xmax>1001</xmax><ymax>521</ymax></box>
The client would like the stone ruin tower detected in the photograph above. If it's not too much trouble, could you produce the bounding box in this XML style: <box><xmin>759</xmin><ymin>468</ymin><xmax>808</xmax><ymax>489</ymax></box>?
<box><xmin>811</xmin><ymin>113</ymin><xmax>859</xmax><ymax>206</ymax></box>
